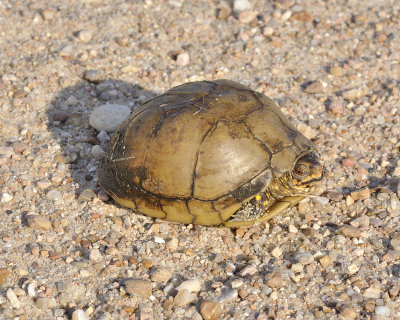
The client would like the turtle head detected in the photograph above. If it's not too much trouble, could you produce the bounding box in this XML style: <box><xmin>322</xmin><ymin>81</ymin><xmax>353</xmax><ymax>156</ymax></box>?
<box><xmin>290</xmin><ymin>150</ymin><xmax>324</xmax><ymax>193</ymax></box>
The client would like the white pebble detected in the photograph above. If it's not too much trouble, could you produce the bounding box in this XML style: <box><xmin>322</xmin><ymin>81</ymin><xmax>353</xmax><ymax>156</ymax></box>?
<box><xmin>89</xmin><ymin>104</ymin><xmax>131</xmax><ymax>132</ymax></box>
<box><xmin>6</xmin><ymin>288</ymin><xmax>21</xmax><ymax>309</ymax></box>
<box><xmin>233</xmin><ymin>0</ymin><xmax>251</xmax><ymax>12</ymax></box>
<box><xmin>375</xmin><ymin>306</ymin><xmax>390</xmax><ymax>317</ymax></box>
<box><xmin>154</xmin><ymin>236</ymin><xmax>165</xmax><ymax>244</ymax></box>
<box><xmin>27</xmin><ymin>283</ymin><xmax>36</xmax><ymax>297</ymax></box>
<box><xmin>176</xmin><ymin>52</ymin><xmax>190</xmax><ymax>66</ymax></box>
<box><xmin>77</xmin><ymin>29</ymin><xmax>93</xmax><ymax>43</ymax></box>
<box><xmin>72</xmin><ymin>309</ymin><xmax>89</xmax><ymax>320</ymax></box>
<box><xmin>89</xmin><ymin>248</ymin><xmax>102</xmax><ymax>262</ymax></box>
<box><xmin>96</xmin><ymin>130</ymin><xmax>110</xmax><ymax>143</ymax></box>
<box><xmin>1</xmin><ymin>193</ymin><xmax>13</xmax><ymax>203</ymax></box>
<box><xmin>176</xmin><ymin>279</ymin><xmax>201</xmax><ymax>293</ymax></box>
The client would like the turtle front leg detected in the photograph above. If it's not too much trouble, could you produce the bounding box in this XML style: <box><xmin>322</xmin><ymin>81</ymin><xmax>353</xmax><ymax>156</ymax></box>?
<box><xmin>223</xmin><ymin>196</ymin><xmax>305</xmax><ymax>228</ymax></box>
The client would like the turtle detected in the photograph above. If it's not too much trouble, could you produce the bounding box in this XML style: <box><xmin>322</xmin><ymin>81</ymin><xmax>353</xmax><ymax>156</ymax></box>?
<box><xmin>97</xmin><ymin>79</ymin><xmax>323</xmax><ymax>227</ymax></box>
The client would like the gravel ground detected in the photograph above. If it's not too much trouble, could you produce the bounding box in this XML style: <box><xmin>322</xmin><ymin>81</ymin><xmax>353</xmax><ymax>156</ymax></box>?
<box><xmin>1</xmin><ymin>0</ymin><xmax>400</xmax><ymax>319</ymax></box>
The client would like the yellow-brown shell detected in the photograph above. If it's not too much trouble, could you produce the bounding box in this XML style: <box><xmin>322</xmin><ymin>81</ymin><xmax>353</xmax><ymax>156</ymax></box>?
<box><xmin>98</xmin><ymin>80</ymin><xmax>314</xmax><ymax>225</ymax></box>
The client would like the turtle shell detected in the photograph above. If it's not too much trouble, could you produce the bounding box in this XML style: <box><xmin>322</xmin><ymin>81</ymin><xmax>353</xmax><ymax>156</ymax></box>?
<box><xmin>98</xmin><ymin>79</ymin><xmax>315</xmax><ymax>226</ymax></box>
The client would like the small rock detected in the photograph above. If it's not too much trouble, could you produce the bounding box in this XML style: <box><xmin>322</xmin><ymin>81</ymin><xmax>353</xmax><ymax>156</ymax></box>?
<box><xmin>288</xmin><ymin>224</ymin><xmax>298</xmax><ymax>233</ymax></box>
<box><xmin>89</xmin><ymin>104</ymin><xmax>131</xmax><ymax>132</ymax></box>
<box><xmin>327</xmin><ymin>96</ymin><xmax>343</xmax><ymax>114</ymax></box>
<box><xmin>271</xmin><ymin>246</ymin><xmax>282</xmax><ymax>258</ymax></box>
<box><xmin>26</xmin><ymin>214</ymin><xmax>52</xmax><ymax>231</ymax></box>
<box><xmin>184</xmin><ymin>306</ymin><xmax>203</xmax><ymax>320</ymax></box>
<box><xmin>1</xmin><ymin>192</ymin><xmax>13</xmax><ymax>203</ymax></box>
<box><xmin>124</xmin><ymin>279</ymin><xmax>152</xmax><ymax>298</ymax></box>
<box><xmin>174</xmin><ymin>289</ymin><xmax>197</xmax><ymax>307</ymax></box>
<box><xmin>72</xmin><ymin>309</ymin><xmax>89</xmax><ymax>320</ymax></box>
<box><xmin>342</xmin><ymin>158</ymin><xmax>354</xmax><ymax>167</ymax></box>
<box><xmin>41</xmin><ymin>9</ymin><xmax>56</xmax><ymax>20</ymax></box>
<box><xmin>319</xmin><ymin>255</ymin><xmax>333</xmax><ymax>268</ymax></box>
<box><xmin>166</xmin><ymin>237</ymin><xmax>178</xmax><ymax>251</ymax></box>
<box><xmin>176</xmin><ymin>279</ymin><xmax>201</xmax><ymax>293</ymax></box>
<box><xmin>83</xmin><ymin>69</ymin><xmax>102</xmax><ymax>83</ymax></box>
<box><xmin>238</xmin><ymin>10</ymin><xmax>257</xmax><ymax>23</ymax></box>
<box><xmin>0</xmin><ymin>268</ymin><xmax>9</xmax><ymax>285</ymax></box>
<box><xmin>363</xmin><ymin>287</ymin><xmax>381</xmax><ymax>299</ymax></box>
<box><xmin>267</xmin><ymin>271</ymin><xmax>286</xmax><ymax>288</ymax></box>
<box><xmin>233</xmin><ymin>0</ymin><xmax>251</xmax><ymax>12</ymax></box>
<box><xmin>176</xmin><ymin>52</ymin><xmax>190</xmax><ymax>66</ymax></box>
<box><xmin>239</xmin><ymin>265</ymin><xmax>258</xmax><ymax>276</ymax></box>
<box><xmin>340</xmin><ymin>225</ymin><xmax>362</xmax><ymax>238</ymax></box>
<box><xmin>89</xmin><ymin>248</ymin><xmax>102</xmax><ymax>262</ymax></box>
<box><xmin>78</xmin><ymin>189</ymin><xmax>97</xmax><ymax>202</ymax></box>
<box><xmin>217</xmin><ymin>6</ymin><xmax>231</xmax><ymax>20</ymax></box>
<box><xmin>263</xmin><ymin>27</ymin><xmax>274</xmax><ymax>37</ymax></box>
<box><xmin>295</xmin><ymin>252</ymin><xmax>314</xmax><ymax>265</ymax></box>
<box><xmin>217</xmin><ymin>289</ymin><xmax>238</xmax><ymax>303</ymax></box>
<box><xmin>313</xmin><ymin>196</ymin><xmax>329</xmax><ymax>205</ymax></box>
<box><xmin>46</xmin><ymin>189</ymin><xmax>62</xmax><ymax>201</ymax></box>
<box><xmin>151</xmin><ymin>268</ymin><xmax>173</xmax><ymax>283</ymax></box>
<box><xmin>297</xmin><ymin>123</ymin><xmax>317</xmax><ymax>139</ymax></box>
<box><xmin>304</xmin><ymin>81</ymin><xmax>323</xmax><ymax>94</ymax></box>
<box><xmin>350</xmin><ymin>188</ymin><xmax>370</xmax><ymax>201</ymax></box>
<box><xmin>291</xmin><ymin>263</ymin><xmax>303</xmax><ymax>273</ymax></box>
<box><xmin>330</xmin><ymin>65</ymin><xmax>344</xmax><ymax>77</ymax></box>
<box><xmin>390</xmin><ymin>238</ymin><xmax>400</xmax><ymax>251</ymax></box>
<box><xmin>375</xmin><ymin>306</ymin><xmax>390</xmax><ymax>317</ymax></box>
<box><xmin>342</xmin><ymin>87</ymin><xmax>367</xmax><ymax>100</ymax></box>
<box><xmin>291</xmin><ymin>11</ymin><xmax>313</xmax><ymax>22</ymax></box>
<box><xmin>347</xmin><ymin>264</ymin><xmax>359</xmax><ymax>275</ymax></box>
<box><xmin>6</xmin><ymin>288</ymin><xmax>21</xmax><ymax>308</ymax></box>
<box><xmin>96</xmin><ymin>131</ymin><xmax>110</xmax><ymax>143</ymax></box>
<box><xmin>27</xmin><ymin>283</ymin><xmax>36</xmax><ymax>297</ymax></box>
<box><xmin>97</xmin><ymin>190</ymin><xmax>109</xmax><ymax>202</ymax></box>
<box><xmin>36</xmin><ymin>297</ymin><xmax>57</xmax><ymax>311</ymax></box>
<box><xmin>340</xmin><ymin>305</ymin><xmax>358</xmax><ymax>319</ymax></box>
<box><xmin>91</xmin><ymin>145</ymin><xmax>105</xmax><ymax>158</ymax></box>
<box><xmin>76</xmin><ymin>29</ymin><xmax>93</xmax><ymax>43</ymax></box>
<box><xmin>200</xmin><ymin>301</ymin><xmax>222</xmax><ymax>320</ymax></box>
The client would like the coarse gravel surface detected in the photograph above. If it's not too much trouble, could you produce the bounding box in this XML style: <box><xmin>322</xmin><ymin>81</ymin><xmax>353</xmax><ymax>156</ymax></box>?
<box><xmin>1</xmin><ymin>0</ymin><xmax>400</xmax><ymax>319</ymax></box>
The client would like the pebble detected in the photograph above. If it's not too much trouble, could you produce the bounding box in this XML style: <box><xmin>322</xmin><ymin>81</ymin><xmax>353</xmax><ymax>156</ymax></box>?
<box><xmin>166</xmin><ymin>237</ymin><xmax>179</xmax><ymax>251</ymax></box>
<box><xmin>342</xmin><ymin>87</ymin><xmax>367</xmax><ymax>100</ymax></box>
<box><xmin>184</xmin><ymin>306</ymin><xmax>203</xmax><ymax>320</ymax></box>
<box><xmin>347</xmin><ymin>264</ymin><xmax>359</xmax><ymax>275</ymax></box>
<box><xmin>238</xmin><ymin>10</ymin><xmax>257</xmax><ymax>23</ymax></box>
<box><xmin>200</xmin><ymin>301</ymin><xmax>223</xmax><ymax>320</ymax></box>
<box><xmin>83</xmin><ymin>69</ymin><xmax>102</xmax><ymax>83</ymax></box>
<box><xmin>297</xmin><ymin>123</ymin><xmax>317</xmax><ymax>139</ymax></box>
<box><xmin>288</xmin><ymin>224</ymin><xmax>298</xmax><ymax>233</ymax></box>
<box><xmin>233</xmin><ymin>0</ymin><xmax>251</xmax><ymax>12</ymax></box>
<box><xmin>271</xmin><ymin>246</ymin><xmax>282</xmax><ymax>257</ymax></box>
<box><xmin>78</xmin><ymin>189</ymin><xmax>97</xmax><ymax>202</ymax></box>
<box><xmin>319</xmin><ymin>255</ymin><xmax>333</xmax><ymax>267</ymax></box>
<box><xmin>363</xmin><ymin>287</ymin><xmax>382</xmax><ymax>299</ymax></box>
<box><xmin>327</xmin><ymin>96</ymin><xmax>343</xmax><ymax>114</ymax></box>
<box><xmin>304</xmin><ymin>81</ymin><xmax>323</xmax><ymax>94</ymax></box>
<box><xmin>375</xmin><ymin>306</ymin><xmax>390</xmax><ymax>317</ymax></box>
<box><xmin>27</xmin><ymin>283</ymin><xmax>36</xmax><ymax>297</ymax></box>
<box><xmin>239</xmin><ymin>265</ymin><xmax>258</xmax><ymax>276</ymax></box>
<box><xmin>290</xmin><ymin>11</ymin><xmax>313</xmax><ymax>22</ymax></box>
<box><xmin>176</xmin><ymin>52</ymin><xmax>190</xmax><ymax>66</ymax></box>
<box><xmin>71</xmin><ymin>309</ymin><xmax>89</xmax><ymax>320</ymax></box>
<box><xmin>151</xmin><ymin>268</ymin><xmax>173</xmax><ymax>283</ymax></box>
<box><xmin>217</xmin><ymin>6</ymin><xmax>231</xmax><ymax>20</ymax></box>
<box><xmin>390</xmin><ymin>238</ymin><xmax>400</xmax><ymax>251</ymax></box>
<box><xmin>76</xmin><ymin>29</ymin><xmax>93</xmax><ymax>43</ymax></box>
<box><xmin>41</xmin><ymin>9</ymin><xmax>56</xmax><ymax>20</ymax></box>
<box><xmin>174</xmin><ymin>288</ymin><xmax>197</xmax><ymax>307</ymax></box>
<box><xmin>340</xmin><ymin>305</ymin><xmax>358</xmax><ymax>319</ymax></box>
<box><xmin>176</xmin><ymin>279</ymin><xmax>201</xmax><ymax>293</ymax></box>
<box><xmin>96</xmin><ymin>130</ymin><xmax>110</xmax><ymax>143</ymax></box>
<box><xmin>46</xmin><ymin>189</ymin><xmax>63</xmax><ymax>201</ymax></box>
<box><xmin>217</xmin><ymin>289</ymin><xmax>238</xmax><ymax>303</ymax></box>
<box><xmin>340</xmin><ymin>225</ymin><xmax>362</xmax><ymax>238</ymax></box>
<box><xmin>295</xmin><ymin>252</ymin><xmax>314</xmax><ymax>265</ymax></box>
<box><xmin>124</xmin><ymin>279</ymin><xmax>152</xmax><ymax>298</ymax></box>
<box><xmin>267</xmin><ymin>270</ymin><xmax>286</xmax><ymax>288</ymax></box>
<box><xmin>89</xmin><ymin>104</ymin><xmax>131</xmax><ymax>132</ymax></box>
<box><xmin>350</xmin><ymin>187</ymin><xmax>370</xmax><ymax>200</ymax></box>
<box><xmin>91</xmin><ymin>145</ymin><xmax>105</xmax><ymax>158</ymax></box>
<box><xmin>0</xmin><ymin>268</ymin><xmax>9</xmax><ymax>286</ymax></box>
<box><xmin>36</xmin><ymin>297</ymin><xmax>57</xmax><ymax>311</ymax></box>
<box><xmin>26</xmin><ymin>214</ymin><xmax>52</xmax><ymax>230</ymax></box>
<box><xmin>89</xmin><ymin>248</ymin><xmax>102</xmax><ymax>262</ymax></box>
<box><xmin>1</xmin><ymin>192</ymin><xmax>13</xmax><ymax>203</ymax></box>
<box><xmin>342</xmin><ymin>158</ymin><xmax>354</xmax><ymax>167</ymax></box>
<box><xmin>6</xmin><ymin>288</ymin><xmax>21</xmax><ymax>309</ymax></box>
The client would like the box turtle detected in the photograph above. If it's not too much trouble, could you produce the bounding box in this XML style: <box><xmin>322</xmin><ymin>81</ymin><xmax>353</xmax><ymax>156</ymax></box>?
<box><xmin>98</xmin><ymin>79</ymin><xmax>323</xmax><ymax>227</ymax></box>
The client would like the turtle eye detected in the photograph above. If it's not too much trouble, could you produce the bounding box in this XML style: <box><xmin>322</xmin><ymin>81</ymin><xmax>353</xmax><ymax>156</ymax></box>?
<box><xmin>294</xmin><ymin>164</ymin><xmax>308</xmax><ymax>177</ymax></box>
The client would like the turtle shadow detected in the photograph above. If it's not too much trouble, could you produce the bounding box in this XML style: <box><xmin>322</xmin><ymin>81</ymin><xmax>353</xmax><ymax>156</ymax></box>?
<box><xmin>46</xmin><ymin>79</ymin><xmax>156</xmax><ymax>197</ymax></box>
